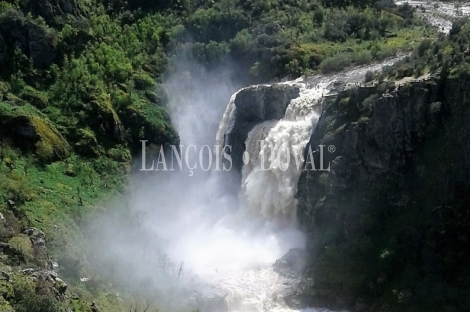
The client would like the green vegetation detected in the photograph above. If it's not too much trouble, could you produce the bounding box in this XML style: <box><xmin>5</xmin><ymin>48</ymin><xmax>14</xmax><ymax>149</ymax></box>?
<box><xmin>172</xmin><ymin>0</ymin><xmax>428</xmax><ymax>79</ymax></box>
<box><xmin>0</xmin><ymin>0</ymin><xmax>439</xmax><ymax>310</ymax></box>
<box><xmin>381</xmin><ymin>18</ymin><xmax>470</xmax><ymax>80</ymax></box>
<box><xmin>297</xmin><ymin>17</ymin><xmax>470</xmax><ymax>312</ymax></box>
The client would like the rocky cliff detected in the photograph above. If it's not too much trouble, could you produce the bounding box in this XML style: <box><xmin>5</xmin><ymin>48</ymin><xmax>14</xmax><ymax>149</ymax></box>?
<box><xmin>222</xmin><ymin>69</ymin><xmax>470</xmax><ymax>311</ymax></box>
<box><xmin>295</xmin><ymin>72</ymin><xmax>470</xmax><ymax>311</ymax></box>
<box><xmin>223</xmin><ymin>84</ymin><xmax>300</xmax><ymax>172</ymax></box>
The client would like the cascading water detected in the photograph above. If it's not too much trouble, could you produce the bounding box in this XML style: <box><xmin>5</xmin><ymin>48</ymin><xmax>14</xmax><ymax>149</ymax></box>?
<box><xmin>88</xmin><ymin>3</ymin><xmax>463</xmax><ymax>311</ymax></box>
<box><xmin>239</xmin><ymin>85</ymin><xmax>323</xmax><ymax>221</ymax></box>
<box><xmin>89</xmin><ymin>53</ymin><xmax>411</xmax><ymax>312</ymax></box>
<box><xmin>210</xmin><ymin>81</ymin><xmax>327</xmax><ymax>312</ymax></box>
<box><xmin>210</xmin><ymin>56</ymin><xmax>409</xmax><ymax>312</ymax></box>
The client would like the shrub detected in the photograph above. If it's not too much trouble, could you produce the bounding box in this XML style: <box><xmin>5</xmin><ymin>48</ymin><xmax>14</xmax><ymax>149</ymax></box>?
<box><xmin>313</xmin><ymin>9</ymin><xmax>324</xmax><ymax>25</ymax></box>
<box><xmin>320</xmin><ymin>52</ymin><xmax>352</xmax><ymax>73</ymax></box>
<box><xmin>355</xmin><ymin>50</ymin><xmax>372</xmax><ymax>65</ymax></box>
<box><xmin>417</xmin><ymin>39</ymin><xmax>432</xmax><ymax>57</ymax></box>
<box><xmin>364</xmin><ymin>70</ymin><xmax>374</xmax><ymax>82</ymax></box>
<box><xmin>12</xmin><ymin>293</ymin><xmax>61</xmax><ymax>312</ymax></box>
<box><xmin>133</xmin><ymin>72</ymin><xmax>155</xmax><ymax>90</ymax></box>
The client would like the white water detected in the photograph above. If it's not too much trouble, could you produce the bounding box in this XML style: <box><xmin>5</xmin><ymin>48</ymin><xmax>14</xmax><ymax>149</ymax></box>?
<box><xmin>239</xmin><ymin>85</ymin><xmax>322</xmax><ymax>221</ymax></box>
<box><xmin>396</xmin><ymin>1</ymin><xmax>470</xmax><ymax>33</ymax></box>
<box><xmin>208</xmin><ymin>55</ymin><xmax>412</xmax><ymax>312</ymax></box>
<box><xmin>93</xmin><ymin>4</ymin><xmax>456</xmax><ymax>310</ymax></box>
<box><xmin>212</xmin><ymin>2</ymin><xmax>465</xmax><ymax>302</ymax></box>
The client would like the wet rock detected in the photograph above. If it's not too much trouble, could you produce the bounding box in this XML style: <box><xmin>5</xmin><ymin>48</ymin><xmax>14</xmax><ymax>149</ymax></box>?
<box><xmin>24</xmin><ymin>228</ymin><xmax>47</xmax><ymax>247</ymax></box>
<box><xmin>21</xmin><ymin>268</ymin><xmax>68</xmax><ymax>296</ymax></box>
<box><xmin>224</xmin><ymin>84</ymin><xmax>300</xmax><ymax>172</ymax></box>
<box><xmin>296</xmin><ymin>75</ymin><xmax>470</xmax><ymax>310</ymax></box>
<box><xmin>47</xmin><ymin>257</ymin><xmax>59</xmax><ymax>270</ymax></box>
<box><xmin>273</xmin><ymin>248</ymin><xmax>307</xmax><ymax>278</ymax></box>
<box><xmin>90</xmin><ymin>301</ymin><xmax>99</xmax><ymax>312</ymax></box>
<box><xmin>6</xmin><ymin>200</ymin><xmax>15</xmax><ymax>210</ymax></box>
<box><xmin>1</xmin><ymin>271</ymin><xmax>11</xmax><ymax>282</ymax></box>
<box><xmin>0</xmin><ymin>243</ymin><xmax>16</xmax><ymax>256</ymax></box>
<box><xmin>22</xmin><ymin>227</ymin><xmax>36</xmax><ymax>236</ymax></box>
<box><xmin>190</xmin><ymin>285</ymin><xmax>229</xmax><ymax>312</ymax></box>
<box><xmin>21</xmin><ymin>268</ymin><xmax>36</xmax><ymax>275</ymax></box>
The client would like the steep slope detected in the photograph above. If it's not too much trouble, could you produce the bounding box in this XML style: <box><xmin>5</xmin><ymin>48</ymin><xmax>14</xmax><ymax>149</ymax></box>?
<box><xmin>0</xmin><ymin>0</ymin><xmax>439</xmax><ymax>310</ymax></box>
<box><xmin>295</xmin><ymin>20</ymin><xmax>470</xmax><ymax>311</ymax></box>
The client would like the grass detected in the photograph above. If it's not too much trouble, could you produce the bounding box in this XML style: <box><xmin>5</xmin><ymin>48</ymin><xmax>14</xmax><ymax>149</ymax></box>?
<box><xmin>0</xmin><ymin>145</ymin><xmax>127</xmax><ymax>256</ymax></box>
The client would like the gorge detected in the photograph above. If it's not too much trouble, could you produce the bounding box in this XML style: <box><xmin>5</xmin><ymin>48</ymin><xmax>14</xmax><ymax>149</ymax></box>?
<box><xmin>1</xmin><ymin>0</ymin><xmax>470</xmax><ymax>311</ymax></box>
<box><xmin>80</xmin><ymin>2</ymin><xmax>470</xmax><ymax>311</ymax></box>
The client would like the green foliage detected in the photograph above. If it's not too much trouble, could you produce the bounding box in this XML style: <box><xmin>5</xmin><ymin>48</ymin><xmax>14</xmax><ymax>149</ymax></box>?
<box><xmin>7</xmin><ymin>275</ymin><xmax>47</xmax><ymax>312</ymax></box>
<box><xmin>0</xmin><ymin>0</ymin><xmax>441</xmax><ymax>310</ymax></box>
<box><xmin>8</xmin><ymin>235</ymin><xmax>34</xmax><ymax>262</ymax></box>
<box><xmin>12</xmin><ymin>292</ymin><xmax>61</xmax><ymax>312</ymax></box>
<box><xmin>385</xmin><ymin>18</ymin><xmax>470</xmax><ymax>80</ymax></box>
<box><xmin>320</xmin><ymin>52</ymin><xmax>352</xmax><ymax>73</ymax></box>
<box><xmin>160</xmin><ymin>0</ymin><xmax>426</xmax><ymax>80</ymax></box>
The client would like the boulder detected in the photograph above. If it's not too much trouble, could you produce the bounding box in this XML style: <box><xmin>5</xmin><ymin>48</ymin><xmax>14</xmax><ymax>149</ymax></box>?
<box><xmin>54</xmin><ymin>277</ymin><xmax>67</xmax><ymax>295</ymax></box>
<box><xmin>273</xmin><ymin>248</ymin><xmax>307</xmax><ymax>278</ymax></box>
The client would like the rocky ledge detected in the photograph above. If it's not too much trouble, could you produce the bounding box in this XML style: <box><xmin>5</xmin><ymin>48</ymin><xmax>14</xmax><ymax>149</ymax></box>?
<box><xmin>294</xmin><ymin>72</ymin><xmax>470</xmax><ymax>311</ymax></box>
<box><xmin>223</xmin><ymin>84</ymin><xmax>300</xmax><ymax>172</ymax></box>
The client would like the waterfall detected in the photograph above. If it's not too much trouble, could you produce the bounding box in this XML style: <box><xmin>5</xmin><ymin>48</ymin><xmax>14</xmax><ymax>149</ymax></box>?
<box><xmin>86</xmin><ymin>3</ymin><xmax>460</xmax><ymax>310</ymax></box>
<box><xmin>239</xmin><ymin>84</ymin><xmax>324</xmax><ymax>221</ymax></box>
<box><xmin>212</xmin><ymin>57</ymin><xmax>410</xmax><ymax>312</ymax></box>
<box><xmin>216</xmin><ymin>90</ymin><xmax>240</xmax><ymax>147</ymax></box>
<box><xmin>91</xmin><ymin>55</ymin><xmax>409</xmax><ymax>312</ymax></box>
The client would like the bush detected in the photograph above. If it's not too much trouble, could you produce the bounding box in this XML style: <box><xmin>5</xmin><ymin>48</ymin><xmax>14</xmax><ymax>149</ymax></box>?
<box><xmin>12</xmin><ymin>294</ymin><xmax>61</xmax><ymax>312</ymax></box>
<box><xmin>355</xmin><ymin>50</ymin><xmax>372</xmax><ymax>65</ymax></box>
<box><xmin>10</xmin><ymin>277</ymin><xmax>61</xmax><ymax>312</ymax></box>
<box><xmin>324</xmin><ymin>21</ymin><xmax>347</xmax><ymax>42</ymax></box>
<box><xmin>313</xmin><ymin>9</ymin><xmax>324</xmax><ymax>25</ymax></box>
<box><xmin>417</xmin><ymin>39</ymin><xmax>432</xmax><ymax>57</ymax></box>
<box><xmin>364</xmin><ymin>70</ymin><xmax>374</xmax><ymax>82</ymax></box>
<box><xmin>450</xmin><ymin>18</ymin><xmax>469</xmax><ymax>37</ymax></box>
<box><xmin>320</xmin><ymin>52</ymin><xmax>352</xmax><ymax>73</ymax></box>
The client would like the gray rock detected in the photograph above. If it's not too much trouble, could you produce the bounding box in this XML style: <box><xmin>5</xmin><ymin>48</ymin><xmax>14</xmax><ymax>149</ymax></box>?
<box><xmin>273</xmin><ymin>248</ymin><xmax>307</xmax><ymax>278</ymax></box>
<box><xmin>224</xmin><ymin>84</ymin><xmax>300</xmax><ymax>172</ymax></box>
<box><xmin>1</xmin><ymin>271</ymin><xmax>11</xmax><ymax>282</ymax></box>
<box><xmin>54</xmin><ymin>277</ymin><xmax>67</xmax><ymax>295</ymax></box>
<box><xmin>23</xmin><ymin>227</ymin><xmax>36</xmax><ymax>236</ymax></box>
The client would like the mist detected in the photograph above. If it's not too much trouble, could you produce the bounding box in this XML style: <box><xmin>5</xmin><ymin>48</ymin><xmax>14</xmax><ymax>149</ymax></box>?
<box><xmin>85</xmin><ymin>52</ymin><xmax>307</xmax><ymax>312</ymax></box>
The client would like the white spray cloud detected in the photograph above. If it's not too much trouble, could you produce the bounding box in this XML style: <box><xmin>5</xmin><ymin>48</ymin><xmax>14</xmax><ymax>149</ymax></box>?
<box><xmin>86</xmin><ymin>54</ymin><xmax>308</xmax><ymax>312</ymax></box>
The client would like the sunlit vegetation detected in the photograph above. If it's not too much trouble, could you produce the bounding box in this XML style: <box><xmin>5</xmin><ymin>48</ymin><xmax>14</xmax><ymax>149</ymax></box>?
<box><xmin>382</xmin><ymin>17</ymin><xmax>470</xmax><ymax>80</ymax></box>
<box><xmin>0</xmin><ymin>0</ymin><xmax>440</xmax><ymax>310</ymax></box>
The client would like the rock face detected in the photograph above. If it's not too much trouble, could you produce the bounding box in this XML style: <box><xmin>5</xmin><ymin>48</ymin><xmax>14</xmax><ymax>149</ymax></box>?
<box><xmin>224</xmin><ymin>84</ymin><xmax>300</xmax><ymax>171</ymax></box>
<box><xmin>0</xmin><ymin>11</ymin><xmax>57</xmax><ymax>68</ymax></box>
<box><xmin>273</xmin><ymin>248</ymin><xmax>307</xmax><ymax>278</ymax></box>
<box><xmin>194</xmin><ymin>287</ymin><xmax>229</xmax><ymax>312</ymax></box>
<box><xmin>22</xmin><ymin>0</ymin><xmax>81</xmax><ymax>26</ymax></box>
<box><xmin>0</xmin><ymin>111</ymin><xmax>70</xmax><ymax>160</ymax></box>
<box><xmin>21</xmin><ymin>268</ymin><xmax>68</xmax><ymax>297</ymax></box>
<box><xmin>294</xmin><ymin>73</ymin><xmax>470</xmax><ymax>311</ymax></box>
